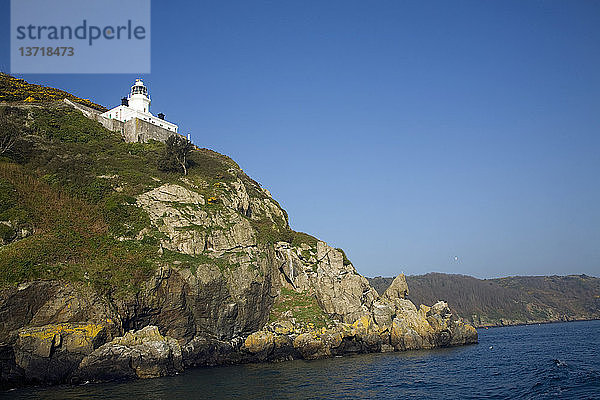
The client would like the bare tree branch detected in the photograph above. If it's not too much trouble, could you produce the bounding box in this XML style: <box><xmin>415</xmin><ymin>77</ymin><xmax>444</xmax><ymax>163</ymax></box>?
<box><xmin>0</xmin><ymin>114</ymin><xmax>19</xmax><ymax>155</ymax></box>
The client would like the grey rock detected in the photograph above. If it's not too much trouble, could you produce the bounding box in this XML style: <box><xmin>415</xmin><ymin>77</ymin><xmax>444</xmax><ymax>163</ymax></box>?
<box><xmin>381</xmin><ymin>273</ymin><xmax>409</xmax><ymax>301</ymax></box>
<box><xmin>13</xmin><ymin>323</ymin><xmax>108</xmax><ymax>385</ymax></box>
<box><xmin>75</xmin><ymin>326</ymin><xmax>183</xmax><ymax>382</ymax></box>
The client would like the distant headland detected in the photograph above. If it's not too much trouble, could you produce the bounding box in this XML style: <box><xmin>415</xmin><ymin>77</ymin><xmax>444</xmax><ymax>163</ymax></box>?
<box><xmin>368</xmin><ymin>273</ymin><xmax>600</xmax><ymax>327</ymax></box>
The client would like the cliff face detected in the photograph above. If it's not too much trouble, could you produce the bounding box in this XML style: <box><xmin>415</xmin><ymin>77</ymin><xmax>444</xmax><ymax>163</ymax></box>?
<box><xmin>0</xmin><ymin>75</ymin><xmax>477</xmax><ymax>388</ymax></box>
<box><xmin>369</xmin><ymin>273</ymin><xmax>600</xmax><ymax>327</ymax></box>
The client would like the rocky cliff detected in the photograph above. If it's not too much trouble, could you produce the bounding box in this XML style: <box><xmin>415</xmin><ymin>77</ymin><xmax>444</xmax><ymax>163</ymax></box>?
<box><xmin>0</xmin><ymin>75</ymin><xmax>477</xmax><ymax>388</ymax></box>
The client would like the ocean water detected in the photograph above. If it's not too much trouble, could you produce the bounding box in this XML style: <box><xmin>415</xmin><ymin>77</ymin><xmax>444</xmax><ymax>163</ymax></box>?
<box><xmin>4</xmin><ymin>320</ymin><xmax>599</xmax><ymax>399</ymax></box>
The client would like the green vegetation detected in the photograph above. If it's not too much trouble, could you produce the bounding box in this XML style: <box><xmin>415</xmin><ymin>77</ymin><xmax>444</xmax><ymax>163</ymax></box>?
<box><xmin>0</xmin><ymin>224</ymin><xmax>14</xmax><ymax>243</ymax></box>
<box><xmin>0</xmin><ymin>105</ymin><xmax>172</xmax><ymax>293</ymax></box>
<box><xmin>158</xmin><ymin>135</ymin><xmax>193</xmax><ymax>175</ymax></box>
<box><xmin>269</xmin><ymin>287</ymin><xmax>331</xmax><ymax>329</ymax></box>
<box><xmin>102</xmin><ymin>193</ymin><xmax>151</xmax><ymax>238</ymax></box>
<box><xmin>250</xmin><ymin>218</ymin><xmax>293</xmax><ymax>245</ymax></box>
<box><xmin>300</xmin><ymin>249</ymin><xmax>311</xmax><ymax>260</ymax></box>
<box><xmin>292</xmin><ymin>231</ymin><xmax>318</xmax><ymax>248</ymax></box>
<box><xmin>31</xmin><ymin>107</ymin><xmax>114</xmax><ymax>143</ymax></box>
<box><xmin>0</xmin><ymin>176</ymin><xmax>31</xmax><ymax>242</ymax></box>
<box><xmin>0</xmin><ymin>75</ymin><xmax>308</xmax><ymax>299</ymax></box>
<box><xmin>336</xmin><ymin>248</ymin><xmax>352</xmax><ymax>266</ymax></box>
<box><xmin>0</xmin><ymin>178</ymin><xmax>17</xmax><ymax>214</ymax></box>
<box><xmin>0</xmin><ymin>107</ymin><xmax>32</xmax><ymax>162</ymax></box>
<box><xmin>3</xmin><ymin>105</ymin><xmax>169</xmax><ymax>201</ymax></box>
<box><xmin>0</xmin><ymin>73</ymin><xmax>106</xmax><ymax>111</ymax></box>
<box><xmin>0</xmin><ymin>163</ymin><xmax>155</xmax><ymax>295</ymax></box>
<box><xmin>248</xmin><ymin>221</ymin><xmax>319</xmax><ymax>247</ymax></box>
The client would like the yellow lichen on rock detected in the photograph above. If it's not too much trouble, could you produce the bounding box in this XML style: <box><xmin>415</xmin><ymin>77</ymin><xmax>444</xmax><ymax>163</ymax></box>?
<box><xmin>18</xmin><ymin>323</ymin><xmax>105</xmax><ymax>341</ymax></box>
<box><xmin>16</xmin><ymin>323</ymin><xmax>107</xmax><ymax>361</ymax></box>
<box><xmin>269</xmin><ymin>320</ymin><xmax>294</xmax><ymax>335</ymax></box>
<box><xmin>352</xmin><ymin>314</ymin><xmax>378</xmax><ymax>336</ymax></box>
<box><xmin>293</xmin><ymin>332</ymin><xmax>329</xmax><ymax>359</ymax></box>
<box><xmin>244</xmin><ymin>330</ymin><xmax>274</xmax><ymax>354</ymax></box>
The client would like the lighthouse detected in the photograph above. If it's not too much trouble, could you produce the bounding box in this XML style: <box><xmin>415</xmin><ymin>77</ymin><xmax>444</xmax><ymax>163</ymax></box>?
<box><xmin>128</xmin><ymin>79</ymin><xmax>151</xmax><ymax>113</ymax></box>
<box><xmin>100</xmin><ymin>78</ymin><xmax>179</xmax><ymax>135</ymax></box>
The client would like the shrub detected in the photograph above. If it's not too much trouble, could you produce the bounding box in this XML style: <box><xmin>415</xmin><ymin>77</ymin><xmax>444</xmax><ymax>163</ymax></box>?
<box><xmin>336</xmin><ymin>248</ymin><xmax>352</xmax><ymax>266</ymax></box>
<box><xmin>0</xmin><ymin>108</ymin><xmax>32</xmax><ymax>163</ymax></box>
<box><xmin>0</xmin><ymin>73</ymin><xmax>106</xmax><ymax>111</ymax></box>
<box><xmin>157</xmin><ymin>135</ymin><xmax>193</xmax><ymax>175</ymax></box>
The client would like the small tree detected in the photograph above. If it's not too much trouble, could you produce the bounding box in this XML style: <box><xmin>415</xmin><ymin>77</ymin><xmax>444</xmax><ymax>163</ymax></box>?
<box><xmin>158</xmin><ymin>135</ymin><xmax>193</xmax><ymax>175</ymax></box>
<box><xmin>0</xmin><ymin>113</ymin><xmax>19</xmax><ymax>155</ymax></box>
<box><xmin>0</xmin><ymin>110</ymin><xmax>31</xmax><ymax>162</ymax></box>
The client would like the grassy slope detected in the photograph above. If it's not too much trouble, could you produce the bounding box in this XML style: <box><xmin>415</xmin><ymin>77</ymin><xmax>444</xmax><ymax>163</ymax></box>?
<box><xmin>0</xmin><ymin>104</ymin><xmax>166</xmax><ymax>296</ymax></box>
<box><xmin>0</xmin><ymin>74</ymin><xmax>317</xmax><ymax>298</ymax></box>
<box><xmin>269</xmin><ymin>287</ymin><xmax>332</xmax><ymax>329</ymax></box>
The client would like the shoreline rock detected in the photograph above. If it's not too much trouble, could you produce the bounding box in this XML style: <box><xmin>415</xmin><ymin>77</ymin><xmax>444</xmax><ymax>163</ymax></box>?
<box><xmin>13</xmin><ymin>323</ymin><xmax>107</xmax><ymax>385</ymax></box>
<box><xmin>0</xmin><ymin>285</ymin><xmax>477</xmax><ymax>387</ymax></box>
<box><xmin>74</xmin><ymin>326</ymin><xmax>183</xmax><ymax>382</ymax></box>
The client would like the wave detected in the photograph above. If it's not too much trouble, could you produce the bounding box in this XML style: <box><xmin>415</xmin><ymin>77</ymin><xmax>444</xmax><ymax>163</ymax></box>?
<box><xmin>525</xmin><ymin>359</ymin><xmax>600</xmax><ymax>399</ymax></box>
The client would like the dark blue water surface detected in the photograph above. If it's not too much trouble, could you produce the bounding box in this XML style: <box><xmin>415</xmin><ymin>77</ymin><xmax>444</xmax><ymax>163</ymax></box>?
<box><xmin>4</xmin><ymin>320</ymin><xmax>600</xmax><ymax>399</ymax></box>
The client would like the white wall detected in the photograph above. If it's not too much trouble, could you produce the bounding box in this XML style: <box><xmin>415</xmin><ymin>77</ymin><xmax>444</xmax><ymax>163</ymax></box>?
<box><xmin>101</xmin><ymin>106</ymin><xmax>178</xmax><ymax>133</ymax></box>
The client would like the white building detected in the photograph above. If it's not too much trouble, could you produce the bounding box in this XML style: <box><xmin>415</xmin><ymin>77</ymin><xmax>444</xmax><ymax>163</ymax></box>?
<box><xmin>101</xmin><ymin>79</ymin><xmax>179</xmax><ymax>134</ymax></box>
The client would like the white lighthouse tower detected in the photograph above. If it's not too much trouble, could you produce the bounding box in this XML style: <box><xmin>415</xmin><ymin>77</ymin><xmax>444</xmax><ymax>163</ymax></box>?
<box><xmin>128</xmin><ymin>79</ymin><xmax>151</xmax><ymax>113</ymax></box>
<box><xmin>100</xmin><ymin>78</ymin><xmax>179</xmax><ymax>135</ymax></box>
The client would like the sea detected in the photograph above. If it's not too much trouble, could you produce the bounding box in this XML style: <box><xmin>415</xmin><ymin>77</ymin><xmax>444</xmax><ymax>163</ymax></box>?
<box><xmin>3</xmin><ymin>320</ymin><xmax>599</xmax><ymax>399</ymax></box>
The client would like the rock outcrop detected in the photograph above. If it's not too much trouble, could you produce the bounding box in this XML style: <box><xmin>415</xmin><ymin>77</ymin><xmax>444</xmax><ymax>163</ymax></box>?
<box><xmin>0</xmin><ymin>177</ymin><xmax>478</xmax><ymax>387</ymax></box>
<box><xmin>381</xmin><ymin>273</ymin><xmax>409</xmax><ymax>301</ymax></box>
<box><xmin>274</xmin><ymin>241</ymin><xmax>379</xmax><ymax>324</ymax></box>
<box><xmin>0</xmin><ymin>178</ymin><xmax>478</xmax><ymax>387</ymax></box>
<box><xmin>75</xmin><ymin>326</ymin><xmax>182</xmax><ymax>381</ymax></box>
<box><xmin>0</xmin><ymin>281</ymin><xmax>120</xmax><ymax>345</ymax></box>
<box><xmin>1</xmin><ymin>270</ymin><xmax>477</xmax><ymax>386</ymax></box>
<box><xmin>14</xmin><ymin>323</ymin><xmax>107</xmax><ymax>385</ymax></box>
<box><xmin>238</xmin><ymin>295</ymin><xmax>477</xmax><ymax>362</ymax></box>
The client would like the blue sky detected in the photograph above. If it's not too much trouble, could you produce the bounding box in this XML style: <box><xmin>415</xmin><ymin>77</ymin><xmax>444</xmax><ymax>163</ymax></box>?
<box><xmin>1</xmin><ymin>0</ymin><xmax>599</xmax><ymax>278</ymax></box>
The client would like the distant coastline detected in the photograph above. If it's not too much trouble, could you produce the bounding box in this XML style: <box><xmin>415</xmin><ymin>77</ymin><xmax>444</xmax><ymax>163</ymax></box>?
<box><xmin>480</xmin><ymin>317</ymin><xmax>600</xmax><ymax>330</ymax></box>
<box><xmin>368</xmin><ymin>273</ymin><xmax>600</xmax><ymax>328</ymax></box>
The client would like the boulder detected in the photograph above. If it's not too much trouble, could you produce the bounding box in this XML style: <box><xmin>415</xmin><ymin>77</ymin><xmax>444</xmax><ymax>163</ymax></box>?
<box><xmin>372</xmin><ymin>302</ymin><xmax>394</xmax><ymax>328</ymax></box>
<box><xmin>271</xmin><ymin>334</ymin><xmax>296</xmax><ymax>360</ymax></box>
<box><xmin>14</xmin><ymin>323</ymin><xmax>107</xmax><ymax>384</ymax></box>
<box><xmin>449</xmin><ymin>321</ymin><xmax>478</xmax><ymax>346</ymax></box>
<box><xmin>243</xmin><ymin>330</ymin><xmax>274</xmax><ymax>356</ymax></box>
<box><xmin>265</xmin><ymin>320</ymin><xmax>295</xmax><ymax>335</ymax></box>
<box><xmin>390</xmin><ymin>318</ymin><xmax>424</xmax><ymax>350</ymax></box>
<box><xmin>75</xmin><ymin>326</ymin><xmax>182</xmax><ymax>382</ymax></box>
<box><xmin>381</xmin><ymin>274</ymin><xmax>409</xmax><ymax>301</ymax></box>
<box><xmin>293</xmin><ymin>333</ymin><xmax>329</xmax><ymax>359</ymax></box>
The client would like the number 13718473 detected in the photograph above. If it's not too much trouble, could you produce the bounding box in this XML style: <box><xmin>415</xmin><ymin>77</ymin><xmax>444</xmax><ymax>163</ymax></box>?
<box><xmin>18</xmin><ymin>47</ymin><xmax>74</xmax><ymax>56</ymax></box>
